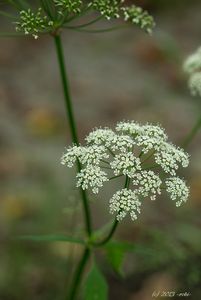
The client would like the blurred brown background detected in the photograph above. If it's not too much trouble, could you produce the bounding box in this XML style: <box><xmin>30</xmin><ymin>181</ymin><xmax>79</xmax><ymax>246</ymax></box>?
<box><xmin>0</xmin><ymin>1</ymin><xmax>201</xmax><ymax>299</ymax></box>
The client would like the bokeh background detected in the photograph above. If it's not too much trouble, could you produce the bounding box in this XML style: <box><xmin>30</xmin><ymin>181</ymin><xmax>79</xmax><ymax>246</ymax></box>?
<box><xmin>0</xmin><ymin>0</ymin><xmax>201</xmax><ymax>299</ymax></box>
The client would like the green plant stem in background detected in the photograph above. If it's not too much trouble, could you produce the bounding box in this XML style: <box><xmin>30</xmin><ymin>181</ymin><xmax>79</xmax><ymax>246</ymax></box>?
<box><xmin>54</xmin><ymin>34</ymin><xmax>79</xmax><ymax>145</ymax></box>
<box><xmin>182</xmin><ymin>115</ymin><xmax>201</xmax><ymax>148</ymax></box>
<box><xmin>54</xmin><ymin>34</ymin><xmax>92</xmax><ymax>236</ymax></box>
<box><xmin>68</xmin><ymin>247</ymin><xmax>91</xmax><ymax>300</ymax></box>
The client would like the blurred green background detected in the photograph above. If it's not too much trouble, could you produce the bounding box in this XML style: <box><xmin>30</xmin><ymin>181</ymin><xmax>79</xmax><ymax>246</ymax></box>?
<box><xmin>0</xmin><ymin>1</ymin><xmax>201</xmax><ymax>299</ymax></box>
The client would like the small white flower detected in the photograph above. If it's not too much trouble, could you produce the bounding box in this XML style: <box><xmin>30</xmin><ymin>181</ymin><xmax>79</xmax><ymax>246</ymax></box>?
<box><xmin>109</xmin><ymin>189</ymin><xmax>141</xmax><ymax>221</ymax></box>
<box><xmin>61</xmin><ymin>145</ymin><xmax>84</xmax><ymax>167</ymax></box>
<box><xmin>116</xmin><ymin>122</ymin><xmax>167</xmax><ymax>141</ymax></box>
<box><xmin>141</xmin><ymin>124</ymin><xmax>168</xmax><ymax>140</ymax></box>
<box><xmin>154</xmin><ymin>143</ymin><xmax>189</xmax><ymax>176</ymax></box>
<box><xmin>109</xmin><ymin>134</ymin><xmax>134</xmax><ymax>152</ymax></box>
<box><xmin>116</xmin><ymin>122</ymin><xmax>167</xmax><ymax>154</ymax></box>
<box><xmin>86</xmin><ymin>128</ymin><xmax>133</xmax><ymax>152</ymax></box>
<box><xmin>136</xmin><ymin>135</ymin><xmax>163</xmax><ymax>154</ymax></box>
<box><xmin>166</xmin><ymin>177</ymin><xmax>190</xmax><ymax>207</ymax></box>
<box><xmin>76</xmin><ymin>165</ymin><xmax>109</xmax><ymax>194</ymax></box>
<box><xmin>188</xmin><ymin>71</ymin><xmax>201</xmax><ymax>97</ymax></box>
<box><xmin>135</xmin><ymin>124</ymin><xmax>167</xmax><ymax>154</ymax></box>
<box><xmin>132</xmin><ymin>170</ymin><xmax>162</xmax><ymax>200</ymax></box>
<box><xmin>116</xmin><ymin>121</ymin><xmax>142</xmax><ymax>136</ymax></box>
<box><xmin>110</xmin><ymin>152</ymin><xmax>141</xmax><ymax>177</ymax></box>
<box><xmin>86</xmin><ymin>128</ymin><xmax>116</xmax><ymax>146</ymax></box>
<box><xmin>79</xmin><ymin>145</ymin><xmax>109</xmax><ymax>165</ymax></box>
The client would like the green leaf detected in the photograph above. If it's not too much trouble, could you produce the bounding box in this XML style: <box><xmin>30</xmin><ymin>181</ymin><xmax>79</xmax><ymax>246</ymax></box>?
<box><xmin>17</xmin><ymin>234</ymin><xmax>85</xmax><ymax>245</ymax></box>
<box><xmin>104</xmin><ymin>241</ymin><xmax>155</xmax><ymax>275</ymax></box>
<box><xmin>104</xmin><ymin>241</ymin><xmax>133</xmax><ymax>275</ymax></box>
<box><xmin>84</xmin><ymin>262</ymin><xmax>108</xmax><ymax>300</ymax></box>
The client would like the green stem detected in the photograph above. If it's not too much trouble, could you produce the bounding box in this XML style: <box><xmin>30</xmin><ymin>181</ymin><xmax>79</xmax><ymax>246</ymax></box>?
<box><xmin>64</xmin><ymin>15</ymin><xmax>103</xmax><ymax>29</ymax></box>
<box><xmin>54</xmin><ymin>34</ymin><xmax>92</xmax><ymax>236</ymax></box>
<box><xmin>94</xmin><ymin>219</ymin><xmax>119</xmax><ymax>247</ymax></box>
<box><xmin>109</xmin><ymin>174</ymin><xmax>124</xmax><ymax>180</ymax></box>
<box><xmin>68</xmin><ymin>247</ymin><xmax>91</xmax><ymax>300</ymax></box>
<box><xmin>182</xmin><ymin>115</ymin><xmax>201</xmax><ymax>148</ymax></box>
<box><xmin>54</xmin><ymin>34</ymin><xmax>79</xmax><ymax>145</ymax></box>
<box><xmin>94</xmin><ymin>175</ymin><xmax>130</xmax><ymax>247</ymax></box>
<box><xmin>65</xmin><ymin>24</ymin><xmax>130</xmax><ymax>33</ymax></box>
<box><xmin>141</xmin><ymin>150</ymin><xmax>155</xmax><ymax>164</ymax></box>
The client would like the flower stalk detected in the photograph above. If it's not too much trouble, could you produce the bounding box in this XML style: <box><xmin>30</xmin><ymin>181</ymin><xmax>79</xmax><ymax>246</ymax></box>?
<box><xmin>54</xmin><ymin>33</ymin><xmax>92</xmax><ymax>236</ymax></box>
<box><xmin>68</xmin><ymin>247</ymin><xmax>91</xmax><ymax>300</ymax></box>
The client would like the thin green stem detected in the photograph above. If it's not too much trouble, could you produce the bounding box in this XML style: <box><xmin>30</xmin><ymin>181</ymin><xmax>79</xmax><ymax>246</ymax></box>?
<box><xmin>64</xmin><ymin>5</ymin><xmax>91</xmax><ymax>24</ymax></box>
<box><xmin>107</xmin><ymin>147</ymin><xmax>115</xmax><ymax>156</ymax></box>
<box><xmin>141</xmin><ymin>150</ymin><xmax>155</xmax><ymax>164</ymax></box>
<box><xmin>54</xmin><ymin>34</ymin><xmax>79</xmax><ymax>144</ymax></box>
<box><xmin>100</xmin><ymin>159</ymin><xmax>110</xmax><ymax>165</ymax></box>
<box><xmin>109</xmin><ymin>174</ymin><xmax>124</xmax><ymax>180</ymax></box>
<box><xmin>64</xmin><ymin>15</ymin><xmax>103</xmax><ymax>29</ymax></box>
<box><xmin>65</xmin><ymin>24</ymin><xmax>130</xmax><ymax>33</ymax></box>
<box><xmin>40</xmin><ymin>0</ymin><xmax>54</xmax><ymax>20</ymax></box>
<box><xmin>125</xmin><ymin>175</ymin><xmax>130</xmax><ymax>188</ymax></box>
<box><xmin>93</xmin><ymin>219</ymin><xmax>119</xmax><ymax>247</ymax></box>
<box><xmin>101</xmin><ymin>165</ymin><xmax>111</xmax><ymax>169</ymax></box>
<box><xmin>54</xmin><ymin>34</ymin><xmax>92</xmax><ymax>236</ymax></box>
<box><xmin>182</xmin><ymin>115</ymin><xmax>201</xmax><ymax>148</ymax></box>
<box><xmin>68</xmin><ymin>247</ymin><xmax>91</xmax><ymax>300</ymax></box>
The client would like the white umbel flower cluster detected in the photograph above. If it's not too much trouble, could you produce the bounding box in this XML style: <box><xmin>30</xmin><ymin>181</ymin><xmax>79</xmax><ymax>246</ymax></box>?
<box><xmin>54</xmin><ymin>0</ymin><xmax>83</xmax><ymax>13</ymax></box>
<box><xmin>166</xmin><ymin>177</ymin><xmax>189</xmax><ymax>207</ymax></box>
<box><xmin>132</xmin><ymin>170</ymin><xmax>162</xmax><ymax>201</ymax></box>
<box><xmin>183</xmin><ymin>46</ymin><xmax>201</xmax><ymax>97</ymax></box>
<box><xmin>61</xmin><ymin>121</ymin><xmax>190</xmax><ymax>221</ymax></box>
<box><xmin>110</xmin><ymin>152</ymin><xmax>141</xmax><ymax>177</ymax></box>
<box><xmin>61</xmin><ymin>145</ymin><xmax>83</xmax><ymax>167</ymax></box>
<box><xmin>121</xmin><ymin>5</ymin><xmax>155</xmax><ymax>34</ymax></box>
<box><xmin>109</xmin><ymin>189</ymin><xmax>141</xmax><ymax>221</ymax></box>
<box><xmin>154</xmin><ymin>143</ymin><xmax>189</xmax><ymax>176</ymax></box>
<box><xmin>15</xmin><ymin>8</ymin><xmax>52</xmax><ymax>39</ymax></box>
<box><xmin>76</xmin><ymin>165</ymin><xmax>108</xmax><ymax>194</ymax></box>
<box><xmin>91</xmin><ymin>0</ymin><xmax>124</xmax><ymax>20</ymax></box>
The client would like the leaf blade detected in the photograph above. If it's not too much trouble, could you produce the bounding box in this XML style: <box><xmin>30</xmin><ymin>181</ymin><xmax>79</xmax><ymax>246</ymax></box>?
<box><xmin>84</xmin><ymin>261</ymin><xmax>108</xmax><ymax>300</ymax></box>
